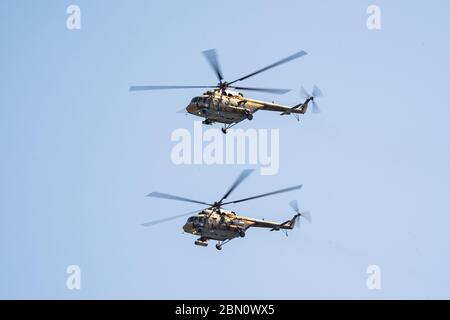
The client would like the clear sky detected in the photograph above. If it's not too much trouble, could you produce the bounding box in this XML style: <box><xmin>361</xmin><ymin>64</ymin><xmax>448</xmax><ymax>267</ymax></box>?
<box><xmin>1</xmin><ymin>0</ymin><xmax>450</xmax><ymax>299</ymax></box>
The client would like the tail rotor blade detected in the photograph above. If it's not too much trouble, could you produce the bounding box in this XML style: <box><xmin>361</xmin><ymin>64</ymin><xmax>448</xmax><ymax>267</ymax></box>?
<box><xmin>300</xmin><ymin>86</ymin><xmax>310</xmax><ymax>100</ymax></box>
<box><xmin>300</xmin><ymin>211</ymin><xmax>312</xmax><ymax>223</ymax></box>
<box><xmin>289</xmin><ymin>200</ymin><xmax>300</xmax><ymax>213</ymax></box>
<box><xmin>312</xmin><ymin>101</ymin><xmax>320</xmax><ymax>114</ymax></box>
<box><xmin>312</xmin><ymin>85</ymin><xmax>323</xmax><ymax>98</ymax></box>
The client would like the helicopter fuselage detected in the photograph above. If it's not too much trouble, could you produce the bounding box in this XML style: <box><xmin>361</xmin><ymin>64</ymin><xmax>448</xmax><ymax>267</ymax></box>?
<box><xmin>182</xmin><ymin>208</ymin><xmax>294</xmax><ymax>244</ymax></box>
<box><xmin>185</xmin><ymin>90</ymin><xmax>307</xmax><ymax>125</ymax></box>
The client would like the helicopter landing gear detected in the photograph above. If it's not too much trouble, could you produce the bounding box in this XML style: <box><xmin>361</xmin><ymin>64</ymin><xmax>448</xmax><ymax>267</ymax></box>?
<box><xmin>215</xmin><ymin>239</ymin><xmax>232</xmax><ymax>251</ymax></box>
<box><xmin>202</xmin><ymin>119</ymin><xmax>213</xmax><ymax>125</ymax></box>
<box><xmin>221</xmin><ymin>122</ymin><xmax>238</xmax><ymax>134</ymax></box>
<box><xmin>194</xmin><ymin>238</ymin><xmax>208</xmax><ymax>247</ymax></box>
<box><xmin>246</xmin><ymin>113</ymin><xmax>253</xmax><ymax>120</ymax></box>
<box><xmin>239</xmin><ymin>230</ymin><xmax>246</xmax><ymax>238</ymax></box>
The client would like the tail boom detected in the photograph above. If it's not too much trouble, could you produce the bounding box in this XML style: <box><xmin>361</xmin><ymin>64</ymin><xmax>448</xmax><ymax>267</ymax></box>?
<box><xmin>280</xmin><ymin>97</ymin><xmax>313</xmax><ymax>116</ymax></box>
<box><xmin>269</xmin><ymin>213</ymin><xmax>301</xmax><ymax>231</ymax></box>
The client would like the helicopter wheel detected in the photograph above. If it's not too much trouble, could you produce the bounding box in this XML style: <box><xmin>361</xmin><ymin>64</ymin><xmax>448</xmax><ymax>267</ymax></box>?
<box><xmin>246</xmin><ymin>113</ymin><xmax>253</xmax><ymax>121</ymax></box>
<box><xmin>239</xmin><ymin>230</ymin><xmax>246</xmax><ymax>238</ymax></box>
<box><xmin>221</xmin><ymin>128</ymin><xmax>227</xmax><ymax>134</ymax></box>
<box><xmin>215</xmin><ymin>243</ymin><xmax>222</xmax><ymax>251</ymax></box>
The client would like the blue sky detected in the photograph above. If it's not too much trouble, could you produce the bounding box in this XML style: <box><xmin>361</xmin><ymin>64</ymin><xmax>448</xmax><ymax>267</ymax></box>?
<box><xmin>1</xmin><ymin>0</ymin><xmax>450</xmax><ymax>299</ymax></box>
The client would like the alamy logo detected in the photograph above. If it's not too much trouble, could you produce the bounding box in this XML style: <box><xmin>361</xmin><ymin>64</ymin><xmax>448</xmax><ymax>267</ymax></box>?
<box><xmin>171</xmin><ymin>122</ymin><xmax>280</xmax><ymax>175</ymax></box>
<box><xmin>66</xmin><ymin>265</ymin><xmax>81</xmax><ymax>290</ymax></box>
<box><xmin>66</xmin><ymin>5</ymin><xmax>81</xmax><ymax>30</ymax></box>
<box><xmin>366</xmin><ymin>5</ymin><xmax>381</xmax><ymax>30</ymax></box>
<box><xmin>366</xmin><ymin>265</ymin><xmax>381</xmax><ymax>290</ymax></box>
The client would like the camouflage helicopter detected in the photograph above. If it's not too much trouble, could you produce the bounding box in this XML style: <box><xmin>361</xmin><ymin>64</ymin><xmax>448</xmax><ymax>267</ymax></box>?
<box><xmin>142</xmin><ymin>170</ymin><xmax>311</xmax><ymax>250</ymax></box>
<box><xmin>130</xmin><ymin>49</ymin><xmax>322</xmax><ymax>134</ymax></box>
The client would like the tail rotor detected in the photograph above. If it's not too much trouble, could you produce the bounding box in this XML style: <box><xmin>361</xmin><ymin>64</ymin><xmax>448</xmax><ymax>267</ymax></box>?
<box><xmin>289</xmin><ymin>200</ymin><xmax>311</xmax><ymax>228</ymax></box>
<box><xmin>301</xmin><ymin>85</ymin><xmax>323</xmax><ymax>114</ymax></box>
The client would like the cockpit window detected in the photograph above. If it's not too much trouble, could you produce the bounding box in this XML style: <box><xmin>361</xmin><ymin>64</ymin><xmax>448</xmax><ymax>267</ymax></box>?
<box><xmin>197</xmin><ymin>97</ymin><xmax>210</xmax><ymax>105</ymax></box>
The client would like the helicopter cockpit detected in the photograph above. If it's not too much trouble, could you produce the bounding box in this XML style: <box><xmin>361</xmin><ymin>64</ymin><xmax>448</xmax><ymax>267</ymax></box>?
<box><xmin>186</xmin><ymin>216</ymin><xmax>206</xmax><ymax>226</ymax></box>
<box><xmin>183</xmin><ymin>215</ymin><xmax>207</xmax><ymax>234</ymax></box>
<box><xmin>186</xmin><ymin>96</ymin><xmax>211</xmax><ymax>116</ymax></box>
<box><xmin>190</xmin><ymin>96</ymin><xmax>210</xmax><ymax>106</ymax></box>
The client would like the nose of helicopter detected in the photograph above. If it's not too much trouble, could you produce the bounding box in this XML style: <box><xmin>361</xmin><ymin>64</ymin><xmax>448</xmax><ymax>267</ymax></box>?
<box><xmin>183</xmin><ymin>222</ymin><xmax>195</xmax><ymax>233</ymax></box>
<box><xmin>186</xmin><ymin>103</ymin><xmax>196</xmax><ymax>114</ymax></box>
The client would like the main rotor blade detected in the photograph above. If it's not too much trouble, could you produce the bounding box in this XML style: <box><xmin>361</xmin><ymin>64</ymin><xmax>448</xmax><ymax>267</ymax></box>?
<box><xmin>141</xmin><ymin>209</ymin><xmax>201</xmax><ymax>227</ymax></box>
<box><xmin>222</xmin><ymin>184</ymin><xmax>303</xmax><ymax>205</ymax></box>
<box><xmin>130</xmin><ymin>85</ymin><xmax>217</xmax><ymax>91</ymax></box>
<box><xmin>218</xmin><ymin>169</ymin><xmax>254</xmax><ymax>203</ymax></box>
<box><xmin>147</xmin><ymin>192</ymin><xmax>212</xmax><ymax>206</ymax></box>
<box><xmin>202</xmin><ymin>49</ymin><xmax>224</xmax><ymax>82</ymax></box>
<box><xmin>229</xmin><ymin>86</ymin><xmax>291</xmax><ymax>95</ymax></box>
<box><xmin>228</xmin><ymin>50</ymin><xmax>307</xmax><ymax>85</ymax></box>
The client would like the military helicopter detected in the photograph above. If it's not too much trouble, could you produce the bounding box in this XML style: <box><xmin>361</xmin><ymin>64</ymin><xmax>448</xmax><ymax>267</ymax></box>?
<box><xmin>130</xmin><ymin>49</ymin><xmax>322</xmax><ymax>134</ymax></box>
<box><xmin>142</xmin><ymin>169</ymin><xmax>311</xmax><ymax>250</ymax></box>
